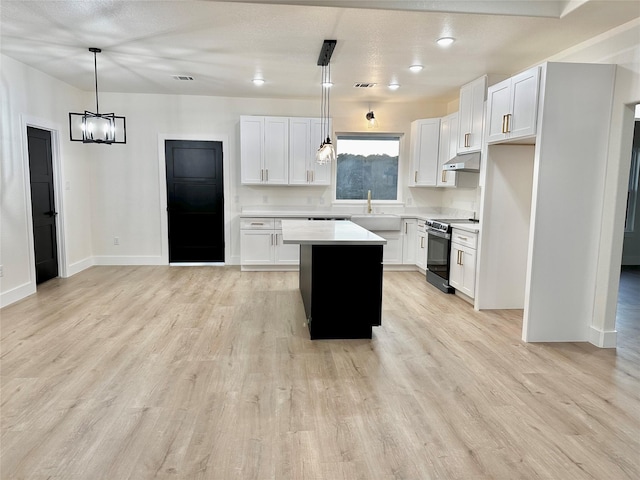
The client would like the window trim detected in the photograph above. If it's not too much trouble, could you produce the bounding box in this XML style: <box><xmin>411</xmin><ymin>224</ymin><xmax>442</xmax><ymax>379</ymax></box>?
<box><xmin>332</xmin><ymin>132</ymin><xmax>405</xmax><ymax>205</ymax></box>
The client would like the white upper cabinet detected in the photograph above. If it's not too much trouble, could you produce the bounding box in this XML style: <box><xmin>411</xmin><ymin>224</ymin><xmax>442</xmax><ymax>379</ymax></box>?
<box><xmin>241</xmin><ymin>116</ymin><xmax>289</xmax><ymax>185</ymax></box>
<box><xmin>437</xmin><ymin>112</ymin><xmax>458</xmax><ymax>187</ymax></box>
<box><xmin>486</xmin><ymin>66</ymin><xmax>540</xmax><ymax>144</ymax></box>
<box><xmin>242</xmin><ymin>115</ymin><xmax>330</xmax><ymax>186</ymax></box>
<box><xmin>410</xmin><ymin>118</ymin><xmax>440</xmax><ymax>186</ymax></box>
<box><xmin>457</xmin><ymin>76</ymin><xmax>487</xmax><ymax>154</ymax></box>
<box><xmin>240</xmin><ymin>116</ymin><xmax>265</xmax><ymax>184</ymax></box>
<box><xmin>264</xmin><ymin>116</ymin><xmax>289</xmax><ymax>184</ymax></box>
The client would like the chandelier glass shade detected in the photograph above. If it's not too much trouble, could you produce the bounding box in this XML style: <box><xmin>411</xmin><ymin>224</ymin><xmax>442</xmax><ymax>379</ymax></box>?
<box><xmin>69</xmin><ymin>48</ymin><xmax>126</xmax><ymax>144</ymax></box>
<box><xmin>366</xmin><ymin>110</ymin><xmax>379</xmax><ymax>129</ymax></box>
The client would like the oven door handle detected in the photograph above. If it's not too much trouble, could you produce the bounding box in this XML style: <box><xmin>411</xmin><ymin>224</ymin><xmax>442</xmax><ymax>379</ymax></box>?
<box><xmin>426</xmin><ymin>228</ymin><xmax>451</xmax><ymax>240</ymax></box>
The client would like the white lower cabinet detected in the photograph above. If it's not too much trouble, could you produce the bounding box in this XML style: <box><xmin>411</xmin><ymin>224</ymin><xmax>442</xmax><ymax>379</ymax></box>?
<box><xmin>415</xmin><ymin>220</ymin><xmax>427</xmax><ymax>271</ymax></box>
<box><xmin>372</xmin><ymin>231</ymin><xmax>402</xmax><ymax>265</ymax></box>
<box><xmin>402</xmin><ymin>218</ymin><xmax>417</xmax><ymax>265</ymax></box>
<box><xmin>449</xmin><ymin>229</ymin><xmax>478</xmax><ymax>298</ymax></box>
<box><xmin>240</xmin><ymin>218</ymin><xmax>300</xmax><ymax>269</ymax></box>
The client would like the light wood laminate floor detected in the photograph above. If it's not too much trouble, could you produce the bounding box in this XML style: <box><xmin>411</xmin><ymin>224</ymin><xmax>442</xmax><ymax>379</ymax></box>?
<box><xmin>1</xmin><ymin>266</ymin><xmax>638</xmax><ymax>479</ymax></box>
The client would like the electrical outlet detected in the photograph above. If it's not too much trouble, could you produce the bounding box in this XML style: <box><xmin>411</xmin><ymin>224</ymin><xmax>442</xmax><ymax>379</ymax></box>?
<box><xmin>114</xmin><ymin>237</ymin><xmax>120</xmax><ymax>245</ymax></box>
<box><xmin>0</xmin><ymin>265</ymin><xmax>3</xmax><ymax>277</ymax></box>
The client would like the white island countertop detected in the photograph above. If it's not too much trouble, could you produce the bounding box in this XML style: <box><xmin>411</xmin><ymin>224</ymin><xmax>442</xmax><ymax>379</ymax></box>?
<box><xmin>281</xmin><ymin>220</ymin><xmax>387</xmax><ymax>245</ymax></box>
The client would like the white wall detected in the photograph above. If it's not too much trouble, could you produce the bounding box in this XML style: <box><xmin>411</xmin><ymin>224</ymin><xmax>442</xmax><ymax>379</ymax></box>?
<box><xmin>0</xmin><ymin>55</ymin><xmax>93</xmax><ymax>307</ymax></box>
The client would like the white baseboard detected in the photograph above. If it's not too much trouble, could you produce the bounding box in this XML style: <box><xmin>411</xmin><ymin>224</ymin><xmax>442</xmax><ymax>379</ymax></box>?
<box><xmin>93</xmin><ymin>255</ymin><xmax>165</xmax><ymax>266</ymax></box>
<box><xmin>66</xmin><ymin>257</ymin><xmax>95</xmax><ymax>277</ymax></box>
<box><xmin>589</xmin><ymin>326</ymin><xmax>618</xmax><ymax>348</ymax></box>
<box><xmin>0</xmin><ymin>281</ymin><xmax>36</xmax><ymax>308</ymax></box>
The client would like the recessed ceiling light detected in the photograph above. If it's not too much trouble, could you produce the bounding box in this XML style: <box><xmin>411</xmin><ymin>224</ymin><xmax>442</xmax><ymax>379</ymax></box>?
<box><xmin>252</xmin><ymin>78</ymin><xmax>265</xmax><ymax>86</ymax></box>
<box><xmin>437</xmin><ymin>37</ymin><xmax>455</xmax><ymax>47</ymax></box>
<box><xmin>409</xmin><ymin>65</ymin><xmax>423</xmax><ymax>73</ymax></box>
<box><xmin>388</xmin><ymin>83</ymin><xmax>400</xmax><ymax>90</ymax></box>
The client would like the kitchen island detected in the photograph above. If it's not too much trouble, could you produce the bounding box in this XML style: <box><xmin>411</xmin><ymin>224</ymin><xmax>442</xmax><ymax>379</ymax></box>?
<box><xmin>281</xmin><ymin>220</ymin><xmax>386</xmax><ymax>339</ymax></box>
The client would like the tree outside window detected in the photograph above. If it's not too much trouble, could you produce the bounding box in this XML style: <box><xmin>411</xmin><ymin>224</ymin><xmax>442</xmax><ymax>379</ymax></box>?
<box><xmin>336</xmin><ymin>135</ymin><xmax>400</xmax><ymax>201</ymax></box>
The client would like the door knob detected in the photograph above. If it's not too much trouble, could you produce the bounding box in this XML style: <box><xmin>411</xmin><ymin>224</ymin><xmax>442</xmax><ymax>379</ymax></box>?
<box><xmin>45</xmin><ymin>211</ymin><xmax>58</xmax><ymax>217</ymax></box>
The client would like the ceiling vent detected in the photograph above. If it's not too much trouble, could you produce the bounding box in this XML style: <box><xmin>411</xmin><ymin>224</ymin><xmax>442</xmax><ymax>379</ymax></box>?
<box><xmin>172</xmin><ymin>75</ymin><xmax>194</xmax><ymax>81</ymax></box>
<box><xmin>354</xmin><ymin>82</ymin><xmax>376</xmax><ymax>88</ymax></box>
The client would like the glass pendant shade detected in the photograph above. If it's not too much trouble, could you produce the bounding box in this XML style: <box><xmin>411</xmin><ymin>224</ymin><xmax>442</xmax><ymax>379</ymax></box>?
<box><xmin>316</xmin><ymin>137</ymin><xmax>336</xmax><ymax>165</ymax></box>
<box><xmin>366</xmin><ymin>111</ymin><xmax>379</xmax><ymax>129</ymax></box>
<box><xmin>82</xmin><ymin>112</ymin><xmax>116</xmax><ymax>143</ymax></box>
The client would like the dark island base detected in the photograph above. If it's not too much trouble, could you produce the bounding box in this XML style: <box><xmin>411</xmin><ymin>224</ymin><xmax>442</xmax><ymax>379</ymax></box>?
<box><xmin>299</xmin><ymin>244</ymin><xmax>383</xmax><ymax>340</ymax></box>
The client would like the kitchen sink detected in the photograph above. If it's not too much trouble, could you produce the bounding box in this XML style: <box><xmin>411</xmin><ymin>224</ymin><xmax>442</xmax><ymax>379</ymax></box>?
<box><xmin>350</xmin><ymin>214</ymin><xmax>402</xmax><ymax>231</ymax></box>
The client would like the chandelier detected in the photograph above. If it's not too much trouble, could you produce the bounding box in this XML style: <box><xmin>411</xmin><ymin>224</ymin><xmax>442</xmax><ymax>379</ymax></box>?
<box><xmin>69</xmin><ymin>48</ymin><xmax>126</xmax><ymax>144</ymax></box>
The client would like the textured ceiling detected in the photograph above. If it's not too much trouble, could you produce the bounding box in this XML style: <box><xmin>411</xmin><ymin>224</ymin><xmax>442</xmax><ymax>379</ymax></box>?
<box><xmin>1</xmin><ymin>0</ymin><xmax>639</xmax><ymax>103</ymax></box>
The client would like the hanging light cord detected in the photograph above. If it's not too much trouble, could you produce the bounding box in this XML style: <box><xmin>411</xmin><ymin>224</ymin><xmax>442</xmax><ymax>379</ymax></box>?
<box><xmin>325</xmin><ymin>63</ymin><xmax>331</xmax><ymax>142</ymax></box>
<box><xmin>320</xmin><ymin>64</ymin><xmax>325</xmax><ymax>145</ymax></box>
<box><xmin>93</xmin><ymin>50</ymin><xmax>100</xmax><ymax>114</ymax></box>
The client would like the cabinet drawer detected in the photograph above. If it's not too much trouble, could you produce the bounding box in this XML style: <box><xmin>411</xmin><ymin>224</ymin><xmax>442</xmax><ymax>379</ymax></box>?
<box><xmin>240</xmin><ymin>218</ymin><xmax>275</xmax><ymax>230</ymax></box>
<box><xmin>451</xmin><ymin>229</ymin><xmax>477</xmax><ymax>249</ymax></box>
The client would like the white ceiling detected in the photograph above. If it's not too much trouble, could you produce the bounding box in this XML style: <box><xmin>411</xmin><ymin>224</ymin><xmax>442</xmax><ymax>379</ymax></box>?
<box><xmin>1</xmin><ymin>0</ymin><xmax>639</xmax><ymax>103</ymax></box>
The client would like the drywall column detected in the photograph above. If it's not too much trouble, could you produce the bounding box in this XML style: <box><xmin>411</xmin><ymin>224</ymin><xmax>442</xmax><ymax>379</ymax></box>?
<box><xmin>523</xmin><ymin>62</ymin><xmax>616</xmax><ymax>342</ymax></box>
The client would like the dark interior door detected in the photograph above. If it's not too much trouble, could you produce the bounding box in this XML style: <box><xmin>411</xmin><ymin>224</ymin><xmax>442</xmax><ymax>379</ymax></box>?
<box><xmin>165</xmin><ymin>140</ymin><xmax>224</xmax><ymax>262</ymax></box>
<box><xmin>27</xmin><ymin>126</ymin><xmax>59</xmax><ymax>284</ymax></box>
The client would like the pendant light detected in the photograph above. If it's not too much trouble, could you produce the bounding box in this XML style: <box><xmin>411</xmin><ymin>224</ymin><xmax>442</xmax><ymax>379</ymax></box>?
<box><xmin>366</xmin><ymin>108</ymin><xmax>379</xmax><ymax>129</ymax></box>
<box><xmin>69</xmin><ymin>48</ymin><xmax>126</xmax><ymax>144</ymax></box>
<box><xmin>316</xmin><ymin>40</ymin><xmax>337</xmax><ymax>165</ymax></box>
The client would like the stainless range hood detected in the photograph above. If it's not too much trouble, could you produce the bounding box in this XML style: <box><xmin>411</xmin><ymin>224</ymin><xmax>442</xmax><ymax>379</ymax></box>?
<box><xmin>442</xmin><ymin>152</ymin><xmax>480</xmax><ymax>172</ymax></box>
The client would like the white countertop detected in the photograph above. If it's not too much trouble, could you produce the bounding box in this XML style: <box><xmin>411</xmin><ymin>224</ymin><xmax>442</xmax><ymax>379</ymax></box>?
<box><xmin>450</xmin><ymin>223</ymin><xmax>481</xmax><ymax>234</ymax></box>
<box><xmin>281</xmin><ymin>220</ymin><xmax>387</xmax><ymax>245</ymax></box>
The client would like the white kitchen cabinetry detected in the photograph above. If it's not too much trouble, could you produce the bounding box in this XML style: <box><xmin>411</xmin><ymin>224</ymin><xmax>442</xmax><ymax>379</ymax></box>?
<box><xmin>240</xmin><ymin>116</ymin><xmax>289</xmax><ymax>185</ymax></box>
<box><xmin>402</xmin><ymin>218</ymin><xmax>417</xmax><ymax>265</ymax></box>
<box><xmin>410</xmin><ymin>118</ymin><xmax>440</xmax><ymax>186</ymax></box>
<box><xmin>415</xmin><ymin>220</ymin><xmax>428</xmax><ymax>271</ymax></box>
<box><xmin>240</xmin><ymin>217</ymin><xmax>299</xmax><ymax>270</ymax></box>
<box><xmin>273</xmin><ymin>219</ymin><xmax>300</xmax><ymax>264</ymax></box>
<box><xmin>288</xmin><ymin>117</ymin><xmax>331</xmax><ymax>186</ymax></box>
<box><xmin>437</xmin><ymin>112</ymin><xmax>458</xmax><ymax>187</ymax></box>
<box><xmin>371</xmin><ymin>231</ymin><xmax>402</xmax><ymax>265</ymax></box>
<box><xmin>449</xmin><ymin>229</ymin><xmax>477</xmax><ymax>298</ymax></box>
<box><xmin>457</xmin><ymin>76</ymin><xmax>487</xmax><ymax>154</ymax></box>
<box><xmin>486</xmin><ymin>67</ymin><xmax>540</xmax><ymax>144</ymax></box>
